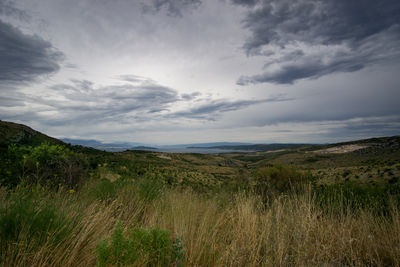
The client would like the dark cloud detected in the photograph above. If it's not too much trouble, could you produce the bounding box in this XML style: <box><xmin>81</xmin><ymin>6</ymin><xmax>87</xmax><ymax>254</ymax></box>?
<box><xmin>231</xmin><ymin>0</ymin><xmax>259</xmax><ymax>7</ymax></box>
<box><xmin>14</xmin><ymin>78</ymin><xmax>179</xmax><ymax>126</ymax></box>
<box><xmin>0</xmin><ymin>19</ymin><xmax>63</xmax><ymax>84</ymax></box>
<box><xmin>181</xmin><ymin>92</ymin><xmax>201</xmax><ymax>100</ymax></box>
<box><xmin>320</xmin><ymin>116</ymin><xmax>400</xmax><ymax>142</ymax></box>
<box><xmin>2</xmin><ymin>74</ymin><xmax>283</xmax><ymax>127</ymax></box>
<box><xmin>0</xmin><ymin>0</ymin><xmax>29</xmax><ymax>20</ymax></box>
<box><xmin>0</xmin><ymin>92</ymin><xmax>25</xmax><ymax>107</ymax></box>
<box><xmin>234</xmin><ymin>0</ymin><xmax>400</xmax><ymax>84</ymax></box>
<box><xmin>118</xmin><ymin>75</ymin><xmax>156</xmax><ymax>84</ymax></box>
<box><xmin>237</xmin><ymin>48</ymin><xmax>366</xmax><ymax>84</ymax></box>
<box><xmin>342</xmin><ymin>117</ymin><xmax>400</xmax><ymax>134</ymax></box>
<box><xmin>141</xmin><ymin>0</ymin><xmax>202</xmax><ymax>17</ymax></box>
<box><xmin>47</xmin><ymin>79</ymin><xmax>178</xmax><ymax>114</ymax></box>
<box><xmin>170</xmin><ymin>95</ymin><xmax>292</xmax><ymax>119</ymax></box>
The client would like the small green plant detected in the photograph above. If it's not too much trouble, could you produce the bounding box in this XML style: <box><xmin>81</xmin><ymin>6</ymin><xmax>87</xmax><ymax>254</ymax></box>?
<box><xmin>97</xmin><ymin>221</ymin><xmax>179</xmax><ymax>267</ymax></box>
<box><xmin>172</xmin><ymin>236</ymin><xmax>185</xmax><ymax>267</ymax></box>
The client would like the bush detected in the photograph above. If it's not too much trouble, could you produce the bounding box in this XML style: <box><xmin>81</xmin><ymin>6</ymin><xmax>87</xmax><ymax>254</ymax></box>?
<box><xmin>0</xmin><ymin>144</ymin><xmax>24</xmax><ymax>187</ymax></box>
<box><xmin>253</xmin><ymin>165</ymin><xmax>310</xmax><ymax>202</ymax></box>
<box><xmin>97</xmin><ymin>221</ymin><xmax>181</xmax><ymax>267</ymax></box>
<box><xmin>312</xmin><ymin>182</ymin><xmax>398</xmax><ymax>215</ymax></box>
<box><xmin>0</xmin><ymin>143</ymin><xmax>89</xmax><ymax>188</ymax></box>
<box><xmin>25</xmin><ymin>143</ymin><xmax>88</xmax><ymax>187</ymax></box>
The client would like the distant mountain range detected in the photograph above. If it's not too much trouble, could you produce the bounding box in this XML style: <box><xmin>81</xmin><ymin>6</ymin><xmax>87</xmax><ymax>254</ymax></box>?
<box><xmin>60</xmin><ymin>139</ymin><xmax>305</xmax><ymax>153</ymax></box>
<box><xmin>188</xmin><ymin>143</ymin><xmax>307</xmax><ymax>152</ymax></box>
<box><xmin>61</xmin><ymin>138</ymin><xmax>148</xmax><ymax>152</ymax></box>
<box><xmin>0</xmin><ymin>121</ymin><xmax>310</xmax><ymax>153</ymax></box>
<box><xmin>160</xmin><ymin>142</ymin><xmax>252</xmax><ymax>148</ymax></box>
<box><xmin>2</xmin><ymin>120</ymin><xmax>398</xmax><ymax>154</ymax></box>
<box><xmin>60</xmin><ymin>139</ymin><xmax>256</xmax><ymax>152</ymax></box>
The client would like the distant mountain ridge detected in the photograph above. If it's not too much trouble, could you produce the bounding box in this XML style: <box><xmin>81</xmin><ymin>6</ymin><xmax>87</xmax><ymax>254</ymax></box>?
<box><xmin>162</xmin><ymin>142</ymin><xmax>252</xmax><ymax>148</ymax></box>
<box><xmin>61</xmin><ymin>138</ymin><xmax>147</xmax><ymax>152</ymax></box>
<box><xmin>1</xmin><ymin>120</ymin><xmax>399</xmax><ymax>154</ymax></box>
<box><xmin>188</xmin><ymin>143</ymin><xmax>306</xmax><ymax>152</ymax></box>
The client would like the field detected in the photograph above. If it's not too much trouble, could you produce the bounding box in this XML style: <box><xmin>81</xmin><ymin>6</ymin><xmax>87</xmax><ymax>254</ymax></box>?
<box><xmin>1</xmin><ymin>121</ymin><xmax>400</xmax><ymax>266</ymax></box>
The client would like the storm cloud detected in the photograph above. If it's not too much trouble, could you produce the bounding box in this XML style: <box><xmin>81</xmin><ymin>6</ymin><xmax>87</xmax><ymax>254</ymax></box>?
<box><xmin>235</xmin><ymin>0</ymin><xmax>400</xmax><ymax>84</ymax></box>
<box><xmin>4</xmin><ymin>76</ymin><xmax>271</xmax><ymax>127</ymax></box>
<box><xmin>38</xmin><ymin>78</ymin><xmax>180</xmax><ymax>125</ymax></box>
<box><xmin>0</xmin><ymin>0</ymin><xmax>28</xmax><ymax>19</ymax></box>
<box><xmin>142</xmin><ymin>0</ymin><xmax>202</xmax><ymax>16</ymax></box>
<box><xmin>0</xmin><ymin>19</ymin><xmax>62</xmax><ymax>84</ymax></box>
<box><xmin>170</xmin><ymin>95</ymin><xmax>292</xmax><ymax>120</ymax></box>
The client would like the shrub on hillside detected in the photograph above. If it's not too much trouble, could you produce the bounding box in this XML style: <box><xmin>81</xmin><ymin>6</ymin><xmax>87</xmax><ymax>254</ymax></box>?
<box><xmin>97</xmin><ymin>221</ymin><xmax>182</xmax><ymax>267</ymax></box>
<box><xmin>0</xmin><ymin>143</ymin><xmax>89</xmax><ymax>187</ymax></box>
<box><xmin>253</xmin><ymin>165</ymin><xmax>310</xmax><ymax>202</ymax></box>
<box><xmin>313</xmin><ymin>181</ymin><xmax>400</xmax><ymax>215</ymax></box>
<box><xmin>0</xmin><ymin>144</ymin><xmax>24</xmax><ymax>186</ymax></box>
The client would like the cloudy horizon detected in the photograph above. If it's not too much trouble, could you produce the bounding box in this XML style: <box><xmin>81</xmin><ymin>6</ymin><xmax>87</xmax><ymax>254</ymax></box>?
<box><xmin>1</xmin><ymin>0</ymin><xmax>399</xmax><ymax>145</ymax></box>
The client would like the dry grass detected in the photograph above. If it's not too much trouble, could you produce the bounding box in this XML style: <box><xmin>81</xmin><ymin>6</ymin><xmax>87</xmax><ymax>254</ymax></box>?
<box><xmin>145</xmin><ymin>189</ymin><xmax>400</xmax><ymax>266</ymax></box>
<box><xmin>2</xmin><ymin>185</ymin><xmax>400</xmax><ymax>266</ymax></box>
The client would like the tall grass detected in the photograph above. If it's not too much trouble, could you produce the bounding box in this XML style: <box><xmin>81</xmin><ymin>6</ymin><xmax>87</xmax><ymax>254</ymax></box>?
<box><xmin>1</xmin><ymin>179</ymin><xmax>400</xmax><ymax>266</ymax></box>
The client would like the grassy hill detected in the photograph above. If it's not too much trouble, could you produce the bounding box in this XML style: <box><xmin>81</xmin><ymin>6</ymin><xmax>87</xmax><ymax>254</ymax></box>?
<box><xmin>1</xmin><ymin>120</ymin><xmax>400</xmax><ymax>266</ymax></box>
<box><xmin>0</xmin><ymin>120</ymin><xmax>63</xmax><ymax>146</ymax></box>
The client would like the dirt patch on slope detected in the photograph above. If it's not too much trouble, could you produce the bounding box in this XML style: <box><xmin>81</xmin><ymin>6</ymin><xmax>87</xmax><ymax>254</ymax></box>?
<box><xmin>313</xmin><ymin>144</ymin><xmax>369</xmax><ymax>154</ymax></box>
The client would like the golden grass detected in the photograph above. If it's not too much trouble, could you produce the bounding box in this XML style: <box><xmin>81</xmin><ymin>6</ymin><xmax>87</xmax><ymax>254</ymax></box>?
<box><xmin>2</xmin><ymin>186</ymin><xmax>400</xmax><ymax>266</ymax></box>
<box><xmin>143</xmin><ymin>190</ymin><xmax>400</xmax><ymax>266</ymax></box>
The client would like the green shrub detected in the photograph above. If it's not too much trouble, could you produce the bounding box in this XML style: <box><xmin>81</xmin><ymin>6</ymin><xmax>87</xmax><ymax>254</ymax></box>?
<box><xmin>0</xmin><ymin>144</ymin><xmax>24</xmax><ymax>187</ymax></box>
<box><xmin>97</xmin><ymin>221</ymin><xmax>181</xmax><ymax>267</ymax></box>
<box><xmin>0</xmin><ymin>143</ymin><xmax>89</xmax><ymax>188</ymax></box>
<box><xmin>23</xmin><ymin>143</ymin><xmax>88</xmax><ymax>187</ymax></box>
<box><xmin>312</xmin><ymin>182</ymin><xmax>399</xmax><ymax>215</ymax></box>
<box><xmin>253</xmin><ymin>165</ymin><xmax>310</xmax><ymax>203</ymax></box>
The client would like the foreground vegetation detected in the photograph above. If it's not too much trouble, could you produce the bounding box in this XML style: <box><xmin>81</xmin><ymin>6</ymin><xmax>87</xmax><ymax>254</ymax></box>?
<box><xmin>2</xmin><ymin>178</ymin><xmax>400</xmax><ymax>266</ymax></box>
<box><xmin>1</xmin><ymin>121</ymin><xmax>400</xmax><ymax>266</ymax></box>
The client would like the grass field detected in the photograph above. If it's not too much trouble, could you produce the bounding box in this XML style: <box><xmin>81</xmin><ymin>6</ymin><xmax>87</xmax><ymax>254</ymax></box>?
<box><xmin>2</xmin><ymin>180</ymin><xmax>400</xmax><ymax>266</ymax></box>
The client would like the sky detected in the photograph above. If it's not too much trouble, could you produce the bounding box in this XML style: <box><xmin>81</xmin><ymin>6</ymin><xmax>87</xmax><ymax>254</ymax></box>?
<box><xmin>0</xmin><ymin>0</ymin><xmax>399</xmax><ymax>145</ymax></box>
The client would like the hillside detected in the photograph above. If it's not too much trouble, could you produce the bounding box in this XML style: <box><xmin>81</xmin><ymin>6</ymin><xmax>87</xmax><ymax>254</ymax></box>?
<box><xmin>0</xmin><ymin>120</ymin><xmax>64</xmax><ymax>146</ymax></box>
<box><xmin>1</xmin><ymin>121</ymin><xmax>400</xmax><ymax>266</ymax></box>
<box><xmin>1</xmin><ymin>120</ymin><xmax>399</xmax><ymax>188</ymax></box>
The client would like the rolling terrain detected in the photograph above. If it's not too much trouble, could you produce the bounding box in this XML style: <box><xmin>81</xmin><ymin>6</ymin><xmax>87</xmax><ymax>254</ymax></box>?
<box><xmin>1</xmin><ymin>120</ymin><xmax>400</xmax><ymax>266</ymax></box>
